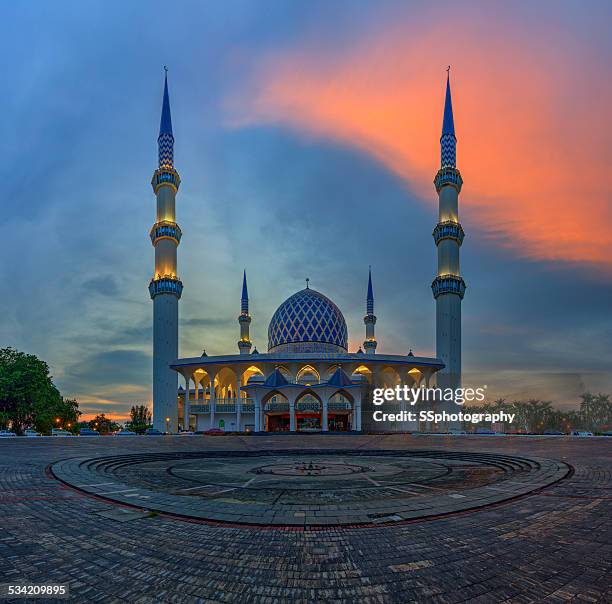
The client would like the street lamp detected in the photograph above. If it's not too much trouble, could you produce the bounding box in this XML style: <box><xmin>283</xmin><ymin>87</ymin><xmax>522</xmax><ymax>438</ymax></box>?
<box><xmin>165</xmin><ymin>417</ymin><xmax>170</xmax><ymax>433</ymax></box>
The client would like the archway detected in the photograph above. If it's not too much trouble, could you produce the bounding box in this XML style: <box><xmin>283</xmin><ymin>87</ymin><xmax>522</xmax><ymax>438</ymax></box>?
<box><xmin>328</xmin><ymin>389</ymin><xmax>354</xmax><ymax>432</ymax></box>
<box><xmin>295</xmin><ymin>390</ymin><xmax>322</xmax><ymax>432</ymax></box>
<box><xmin>296</xmin><ymin>365</ymin><xmax>320</xmax><ymax>385</ymax></box>
<box><xmin>263</xmin><ymin>391</ymin><xmax>290</xmax><ymax>432</ymax></box>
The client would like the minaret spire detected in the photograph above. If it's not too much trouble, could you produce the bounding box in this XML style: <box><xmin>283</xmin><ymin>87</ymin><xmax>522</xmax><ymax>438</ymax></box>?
<box><xmin>150</xmin><ymin>68</ymin><xmax>183</xmax><ymax>433</ymax></box>
<box><xmin>440</xmin><ymin>67</ymin><xmax>456</xmax><ymax>169</ymax></box>
<box><xmin>238</xmin><ymin>270</ymin><xmax>252</xmax><ymax>354</ymax></box>
<box><xmin>158</xmin><ymin>67</ymin><xmax>174</xmax><ymax>169</ymax></box>
<box><xmin>241</xmin><ymin>269</ymin><xmax>249</xmax><ymax>315</ymax></box>
<box><xmin>363</xmin><ymin>266</ymin><xmax>377</xmax><ymax>354</ymax></box>
<box><xmin>366</xmin><ymin>266</ymin><xmax>374</xmax><ymax>315</ymax></box>
<box><xmin>432</xmin><ymin>68</ymin><xmax>466</xmax><ymax>428</ymax></box>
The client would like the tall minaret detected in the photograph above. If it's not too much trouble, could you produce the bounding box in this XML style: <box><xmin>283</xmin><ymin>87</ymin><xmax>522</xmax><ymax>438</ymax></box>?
<box><xmin>363</xmin><ymin>267</ymin><xmax>377</xmax><ymax>354</ymax></box>
<box><xmin>432</xmin><ymin>69</ymin><xmax>465</xmax><ymax>391</ymax></box>
<box><xmin>149</xmin><ymin>68</ymin><xmax>183</xmax><ymax>433</ymax></box>
<box><xmin>238</xmin><ymin>270</ymin><xmax>252</xmax><ymax>354</ymax></box>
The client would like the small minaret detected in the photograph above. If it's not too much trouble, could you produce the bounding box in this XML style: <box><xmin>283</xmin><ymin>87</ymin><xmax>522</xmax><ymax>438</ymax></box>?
<box><xmin>432</xmin><ymin>68</ymin><xmax>465</xmax><ymax>391</ymax></box>
<box><xmin>149</xmin><ymin>68</ymin><xmax>183</xmax><ymax>433</ymax></box>
<box><xmin>238</xmin><ymin>270</ymin><xmax>252</xmax><ymax>354</ymax></box>
<box><xmin>363</xmin><ymin>267</ymin><xmax>377</xmax><ymax>354</ymax></box>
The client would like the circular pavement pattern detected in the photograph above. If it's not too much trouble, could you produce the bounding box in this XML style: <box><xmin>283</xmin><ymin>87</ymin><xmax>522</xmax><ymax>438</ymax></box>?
<box><xmin>51</xmin><ymin>449</ymin><xmax>569</xmax><ymax>526</ymax></box>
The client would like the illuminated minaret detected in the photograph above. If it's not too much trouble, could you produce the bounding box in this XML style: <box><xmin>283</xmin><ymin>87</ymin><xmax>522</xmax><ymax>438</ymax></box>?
<box><xmin>149</xmin><ymin>69</ymin><xmax>183</xmax><ymax>433</ymax></box>
<box><xmin>363</xmin><ymin>267</ymin><xmax>377</xmax><ymax>354</ymax></box>
<box><xmin>432</xmin><ymin>69</ymin><xmax>465</xmax><ymax>391</ymax></box>
<box><xmin>238</xmin><ymin>270</ymin><xmax>252</xmax><ymax>354</ymax></box>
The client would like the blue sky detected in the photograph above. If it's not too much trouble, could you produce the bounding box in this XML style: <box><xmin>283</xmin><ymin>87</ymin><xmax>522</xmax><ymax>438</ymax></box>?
<box><xmin>1</xmin><ymin>1</ymin><xmax>611</xmax><ymax>418</ymax></box>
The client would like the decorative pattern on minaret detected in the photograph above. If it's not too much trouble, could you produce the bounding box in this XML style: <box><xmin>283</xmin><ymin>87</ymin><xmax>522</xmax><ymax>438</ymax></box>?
<box><xmin>440</xmin><ymin>70</ymin><xmax>456</xmax><ymax>169</ymax></box>
<box><xmin>158</xmin><ymin>69</ymin><xmax>174</xmax><ymax>169</ymax></box>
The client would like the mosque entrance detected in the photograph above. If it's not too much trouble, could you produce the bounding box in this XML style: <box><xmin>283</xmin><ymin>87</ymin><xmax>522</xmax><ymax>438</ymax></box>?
<box><xmin>296</xmin><ymin>415</ymin><xmax>321</xmax><ymax>432</ymax></box>
<box><xmin>264</xmin><ymin>412</ymin><xmax>351</xmax><ymax>432</ymax></box>
<box><xmin>328</xmin><ymin>414</ymin><xmax>350</xmax><ymax>431</ymax></box>
<box><xmin>266</xmin><ymin>414</ymin><xmax>290</xmax><ymax>432</ymax></box>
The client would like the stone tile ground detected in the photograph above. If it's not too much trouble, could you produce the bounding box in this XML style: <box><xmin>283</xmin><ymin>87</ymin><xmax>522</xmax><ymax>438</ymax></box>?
<box><xmin>0</xmin><ymin>434</ymin><xmax>610</xmax><ymax>603</ymax></box>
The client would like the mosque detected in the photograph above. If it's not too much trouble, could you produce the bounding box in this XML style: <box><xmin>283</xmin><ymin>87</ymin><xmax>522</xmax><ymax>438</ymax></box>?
<box><xmin>149</xmin><ymin>69</ymin><xmax>465</xmax><ymax>433</ymax></box>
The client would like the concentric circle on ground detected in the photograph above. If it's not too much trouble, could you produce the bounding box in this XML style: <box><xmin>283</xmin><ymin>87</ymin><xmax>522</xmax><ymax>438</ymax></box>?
<box><xmin>51</xmin><ymin>448</ymin><xmax>570</xmax><ymax>526</ymax></box>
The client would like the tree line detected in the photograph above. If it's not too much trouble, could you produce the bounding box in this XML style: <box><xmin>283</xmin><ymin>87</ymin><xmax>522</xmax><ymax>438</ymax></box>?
<box><xmin>465</xmin><ymin>394</ymin><xmax>612</xmax><ymax>433</ymax></box>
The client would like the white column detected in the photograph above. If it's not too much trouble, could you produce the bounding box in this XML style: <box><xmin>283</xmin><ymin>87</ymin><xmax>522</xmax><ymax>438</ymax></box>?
<box><xmin>209</xmin><ymin>372</ymin><xmax>216</xmax><ymax>428</ymax></box>
<box><xmin>254</xmin><ymin>393</ymin><xmax>261</xmax><ymax>432</ymax></box>
<box><xmin>183</xmin><ymin>373</ymin><xmax>191</xmax><ymax>431</ymax></box>
<box><xmin>322</xmin><ymin>397</ymin><xmax>328</xmax><ymax>432</ymax></box>
<box><xmin>354</xmin><ymin>392</ymin><xmax>362</xmax><ymax>431</ymax></box>
<box><xmin>236</xmin><ymin>376</ymin><xmax>242</xmax><ymax>431</ymax></box>
<box><xmin>289</xmin><ymin>396</ymin><xmax>296</xmax><ymax>432</ymax></box>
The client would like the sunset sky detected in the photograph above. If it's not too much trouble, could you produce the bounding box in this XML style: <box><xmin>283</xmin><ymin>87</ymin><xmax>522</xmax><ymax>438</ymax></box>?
<box><xmin>2</xmin><ymin>1</ymin><xmax>611</xmax><ymax>419</ymax></box>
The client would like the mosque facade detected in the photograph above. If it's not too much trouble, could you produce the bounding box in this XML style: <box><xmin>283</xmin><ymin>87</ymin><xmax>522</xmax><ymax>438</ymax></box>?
<box><xmin>149</xmin><ymin>70</ymin><xmax>465</xmax><ymax>433</ymax></box>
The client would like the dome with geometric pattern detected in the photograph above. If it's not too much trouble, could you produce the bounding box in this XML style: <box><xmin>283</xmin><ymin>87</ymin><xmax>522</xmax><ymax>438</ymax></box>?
<box><xmin>268</xmin><ymin>288</ymin><xmax>348</xmax><ymax>354</ymax></box>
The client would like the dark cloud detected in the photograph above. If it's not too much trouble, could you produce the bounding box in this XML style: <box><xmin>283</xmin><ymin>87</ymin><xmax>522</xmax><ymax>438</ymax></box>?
<box><xmin>63</xmin><ymin>350</ymin><xmax>150</xmax><ymax>390</ymax></box>
<box><xmin>82</xmin><ymin>276</ymin><xmax>119</xmax><ymax>297</ymax></box>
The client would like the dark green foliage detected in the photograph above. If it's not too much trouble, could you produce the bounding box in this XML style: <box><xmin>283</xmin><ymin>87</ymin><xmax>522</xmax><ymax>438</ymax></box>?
<box><xmin>125</xmin><ymin>404</ymin><xmax>152</xmax><ymax>434</ymax></box>
<box><xmin>0</xmin><ymin>347</ymin><xmax>81</xmax><ymax>435</ymax></box>
<box><xmin>466</xmin><ymin>394</ymin><xmax>612</xmax><ymax>432</ymax></box>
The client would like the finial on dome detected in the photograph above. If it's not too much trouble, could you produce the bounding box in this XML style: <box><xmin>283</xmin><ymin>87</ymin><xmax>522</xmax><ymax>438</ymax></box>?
<box><xmin>305</xmin><ymin>277</ymin><xmax>310</xmax><ymax>289</ymax></box>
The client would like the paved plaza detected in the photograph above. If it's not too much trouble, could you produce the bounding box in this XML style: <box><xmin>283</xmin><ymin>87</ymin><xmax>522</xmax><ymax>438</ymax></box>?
<box><xmin>0</xmin><ymin>434</ymin><xmax>610</xmax><ymax>602</ymax></box>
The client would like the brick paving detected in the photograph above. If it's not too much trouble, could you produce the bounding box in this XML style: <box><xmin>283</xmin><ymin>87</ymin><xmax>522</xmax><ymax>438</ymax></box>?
<box><xmin>50</xmin><ymin>449</ymin><xmax>569</xmax><ymax>526</ymax></box>
<box><xmin>0</xmin><ymin>434</ymin><xmax>610</xmax><ymax>603</ymax></box>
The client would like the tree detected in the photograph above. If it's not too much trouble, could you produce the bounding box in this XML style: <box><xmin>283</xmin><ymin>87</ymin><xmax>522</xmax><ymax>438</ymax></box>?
<box><xmin>37</xmin><ymin>397</ymin><xmax>81</xmax><ymax>435</ymax></box>
<box><xmin>0</xmin><ymin>347</ymin><xmax>81</xmax><ymax>434</ymax></box>
<box><xmin>88</xmin><ymin>414</ymin><xmax>120</xmax><ymax>434</ymax></box>
<box><xmin>521</xmin><ymin>399</ymin><xmax>553</xmax><ymax>432</ymax></box>
<box><xmin>126</xmin><ymin>405</ymin><xmax>152</xmax><ymax>434</ymax></box>
<box><xmin>580</xmin><ymin>393</ymin><xmax>612</xmax><ymax>431</ymax></box>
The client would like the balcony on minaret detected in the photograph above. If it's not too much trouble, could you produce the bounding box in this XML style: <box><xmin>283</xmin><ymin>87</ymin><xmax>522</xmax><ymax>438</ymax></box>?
<box><xmin>431</xmin><ymin>274</ymin><xmax>466</xmax><ymax>299</ymax></box>
<box><xmin>151</xmin><ymin>167</ymin><xmax>181</xmax><ymax>194</ymax></box>
<box><xmin>150</xmin><ymin>221</ymin><xmax>182</xmax><ymax>246</ymax></box>
<box><xmin>433</xmin><ymin>220</ymin><xmax>465</xmax><ymax>246</ymax></box>
<box><xmin>434</xmin><ymin>166</ymin><xmax>463</xmax><ymax>193</ymax></box>
<box><xmin>149</xmin><ymin>275</ymin><xmax>183</xmax><ymax>299</ymax></box>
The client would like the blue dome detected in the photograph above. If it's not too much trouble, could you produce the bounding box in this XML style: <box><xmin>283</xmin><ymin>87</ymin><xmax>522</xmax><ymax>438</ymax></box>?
<box><xmin>268</xmin><ymin>288</ymin><xmax>348</xmax><ymax>353</ymax></box>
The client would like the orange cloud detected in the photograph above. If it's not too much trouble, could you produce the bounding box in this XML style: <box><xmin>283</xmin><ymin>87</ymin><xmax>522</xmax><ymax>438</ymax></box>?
<box><xmin>227</xmin><ymin>12</ymin><xmax>612</xmax><ymax>269</ymax></box>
